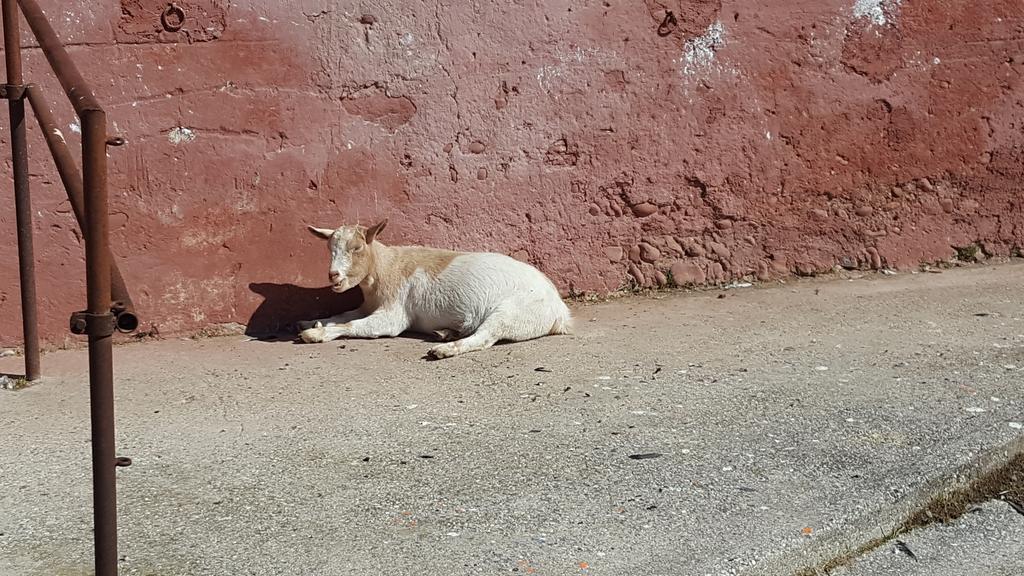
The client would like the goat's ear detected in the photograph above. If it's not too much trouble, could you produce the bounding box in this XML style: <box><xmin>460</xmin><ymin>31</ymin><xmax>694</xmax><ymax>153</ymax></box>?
<box><xmin>307</xmin><ymin>225</ymin><xmax>334</xmax><ymax>239</ymax></box>
<box><xmin>365</xmin><ymin>219</ymin><xmax>388</xmax><ymax>244</ymax></box>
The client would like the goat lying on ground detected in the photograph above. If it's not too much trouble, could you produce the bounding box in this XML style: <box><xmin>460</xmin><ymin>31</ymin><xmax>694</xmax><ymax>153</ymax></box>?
<box><xmin>298</xmin><ymin>220</ymin><xmax>572</xmax><ymax>358</ymax></box>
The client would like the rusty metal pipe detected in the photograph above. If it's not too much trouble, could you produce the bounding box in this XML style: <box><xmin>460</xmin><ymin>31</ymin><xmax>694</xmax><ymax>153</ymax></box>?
<box><xmin>6</xmin><ymin>3</ymin><xmax>133</xmax><ymax>575</ymax></box>
<box><xmin>3</xmin><ymin>0</ymin><xmax>40</xmax><ymax>380</ymax></box>
<box><xmin>26</xmin><ymin>86</ymin><xmax>138</xmax><ymax>333</ymax></box>
<box><xmin>82</xmin><ymin>108</ymin><xmax>119</xmax><ymax>576</ymax></box>
<box><xmin>16</xmin><ymin>0</ymin><xmax>101</xmax><ymax>114</ymax></box>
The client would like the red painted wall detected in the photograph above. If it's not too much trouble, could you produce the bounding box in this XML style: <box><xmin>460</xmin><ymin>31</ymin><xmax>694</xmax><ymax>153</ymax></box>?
<box><xmin>1</xmin><ymin>0</ymin><xmax>1022</xmax><ymax>347</ymax></box>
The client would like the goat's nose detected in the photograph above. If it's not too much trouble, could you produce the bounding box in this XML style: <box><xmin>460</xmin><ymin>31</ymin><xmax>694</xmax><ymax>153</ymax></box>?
<box><xmin>329</xmin><ymin>271</ymin><xmax>340</xmax><ymax>282</ymax></box>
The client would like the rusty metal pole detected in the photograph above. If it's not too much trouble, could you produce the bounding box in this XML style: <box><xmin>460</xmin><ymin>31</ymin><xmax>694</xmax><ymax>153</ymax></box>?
<box><xmin>16</xmin><ymin>2</ymin><xmax>131</xmax><ymax>573</ymax></box>
<box><xmin>3</xmin><ymin>0</ymin><xmax>40</xmax><ymax>380</ymax></box>
<box><xmin>82</xmin><ymin>108</ymin><xmax>119</xmax><ymax>576</ymax></box>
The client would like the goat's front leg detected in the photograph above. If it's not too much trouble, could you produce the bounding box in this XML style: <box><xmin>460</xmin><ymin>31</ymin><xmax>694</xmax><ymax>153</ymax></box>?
<box><xmin>299</xmin><ymin>307</ymin><xmax>409</xmax><ymax>343</ymax></box>
<box><xmin>296</xmin><ymin>309</ymin><xmax>365</xmax><ymax>331</ymax></box>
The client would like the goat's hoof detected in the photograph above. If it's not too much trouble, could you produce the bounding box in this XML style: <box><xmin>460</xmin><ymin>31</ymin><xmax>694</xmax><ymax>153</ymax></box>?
<box><xmin>299</xmin><ymin>326</ymin><xmax>327</xmax><ymax>343</ymax></box>
<box><xmin>296</xmin><ymin>320</ymin><xmax>318</xmax><ymax>331</ymax></box>
<box><xmin>432</xmin><ymin>329</ymin><xmax>459</xmax><ymax>342</ymax></box>
<box><xmin>427</xmin><ymin>342</ymin><xmax>459</xmax><ymax>359</ymax></box>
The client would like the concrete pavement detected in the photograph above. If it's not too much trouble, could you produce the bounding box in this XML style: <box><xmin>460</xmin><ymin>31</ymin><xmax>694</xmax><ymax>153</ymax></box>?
<box><xmin>2</xmin><ymin>264</ymin><xmax>1023</xmax><ymax>575</ymax></box>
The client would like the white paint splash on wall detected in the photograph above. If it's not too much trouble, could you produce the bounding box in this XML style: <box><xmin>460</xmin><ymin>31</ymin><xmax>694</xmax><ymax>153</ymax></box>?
<box><xmin>905</xmin><ymin>50</ymin><xmax>942</xmax><ymax>71</ymax></box>
<box><xmin>536</xmin><ymin>64</ymin><xmax>564</xmax><ymax>92</ymax></box>
<box><xmin>681</xmin><ymin>21</ymin><xmax>726</xmax><ymax>78</ymax></box>
<box><xmin>535</xmin><ymin>45</ymin><xmax>621</xmax><ymax>94</ymax></box>
<box><xmin>167</xmin><ymin>127</ymin><xmax>196</xmax><ymax>145</ymax></box>
<box><xmin>182</xmin><ymin>227</ymin><xmax>236</xmax><ymax>248</ymax></box>
<box><xmin>852</xmin><ymin>0</ymin><xmax>902</xmax><ymax>27</ymax></box>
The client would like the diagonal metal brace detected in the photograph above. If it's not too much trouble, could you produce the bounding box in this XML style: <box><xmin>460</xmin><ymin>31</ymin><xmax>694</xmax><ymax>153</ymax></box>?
<box><xmin>70</xmin><ymin>311</ymin><xmax>116</xmax><ymax>337</ymax></box>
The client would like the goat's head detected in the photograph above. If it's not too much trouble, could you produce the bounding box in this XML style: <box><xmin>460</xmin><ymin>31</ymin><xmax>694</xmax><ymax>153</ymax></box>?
<box><xmin>307</xmin><ymin>219</ymin><xmax>388</xmax><ymax>292</ymax></box>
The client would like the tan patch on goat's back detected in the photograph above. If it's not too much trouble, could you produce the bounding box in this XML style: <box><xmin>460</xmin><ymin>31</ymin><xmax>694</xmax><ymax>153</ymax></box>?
<box><xmin>361</xmin><ymin>245</ymin><xmax>459</xmax><ymax>309</ymax></box>
<box><xmin>398</xmin><ymin>247</ymin><xmax>459</xmax><ymax>278</ymax></box>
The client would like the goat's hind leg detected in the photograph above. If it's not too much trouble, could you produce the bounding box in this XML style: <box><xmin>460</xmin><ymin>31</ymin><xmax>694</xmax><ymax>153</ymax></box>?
<box><xmin>427</xmin><ymin>329</ymin><xmax>499</xmax><ymax>359</ymax></box>
<box><xmin>427</xmin><ymin>306</ymin><xmax>536</xmax><ymax>359</ymax></box>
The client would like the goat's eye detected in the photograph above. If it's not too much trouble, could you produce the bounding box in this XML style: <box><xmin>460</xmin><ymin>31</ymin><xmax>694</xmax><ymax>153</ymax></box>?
<box><xmin>352</xmin><ymin>244</ymin><xmax>364</xmax><ymax>253</ymax></box>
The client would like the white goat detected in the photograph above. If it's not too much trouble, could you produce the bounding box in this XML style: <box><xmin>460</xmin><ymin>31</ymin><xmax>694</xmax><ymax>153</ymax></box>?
<box><xmin>299</xmin><ymin>220</ymin><xmax>572</xmax><ymax>358</ymax></box>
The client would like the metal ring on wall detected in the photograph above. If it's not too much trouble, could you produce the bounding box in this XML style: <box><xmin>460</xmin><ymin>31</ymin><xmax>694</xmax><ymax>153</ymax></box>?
<box><xmin>161</xmin><ymin>3</ymin><xmax>185</xmax><ymax>33</ymax></box>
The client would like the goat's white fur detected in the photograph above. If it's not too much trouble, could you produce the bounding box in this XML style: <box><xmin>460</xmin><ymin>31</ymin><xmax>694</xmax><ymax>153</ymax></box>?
<box><xmin>300</xmin><ymin>220</ymin><xmax>572</xmax><ymax>358</ymax></box>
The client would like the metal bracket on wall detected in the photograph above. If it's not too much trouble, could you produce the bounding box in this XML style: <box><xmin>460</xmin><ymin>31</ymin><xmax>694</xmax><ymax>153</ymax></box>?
<box><xmin>0</xmin><ymin>83</ymin><xmax>26</xmax><ymax>99</ymax></box>
<box><xmin>69</xmin><ymin>311</ymin><xmax>117</xmax><ymax>338</ymax></box>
